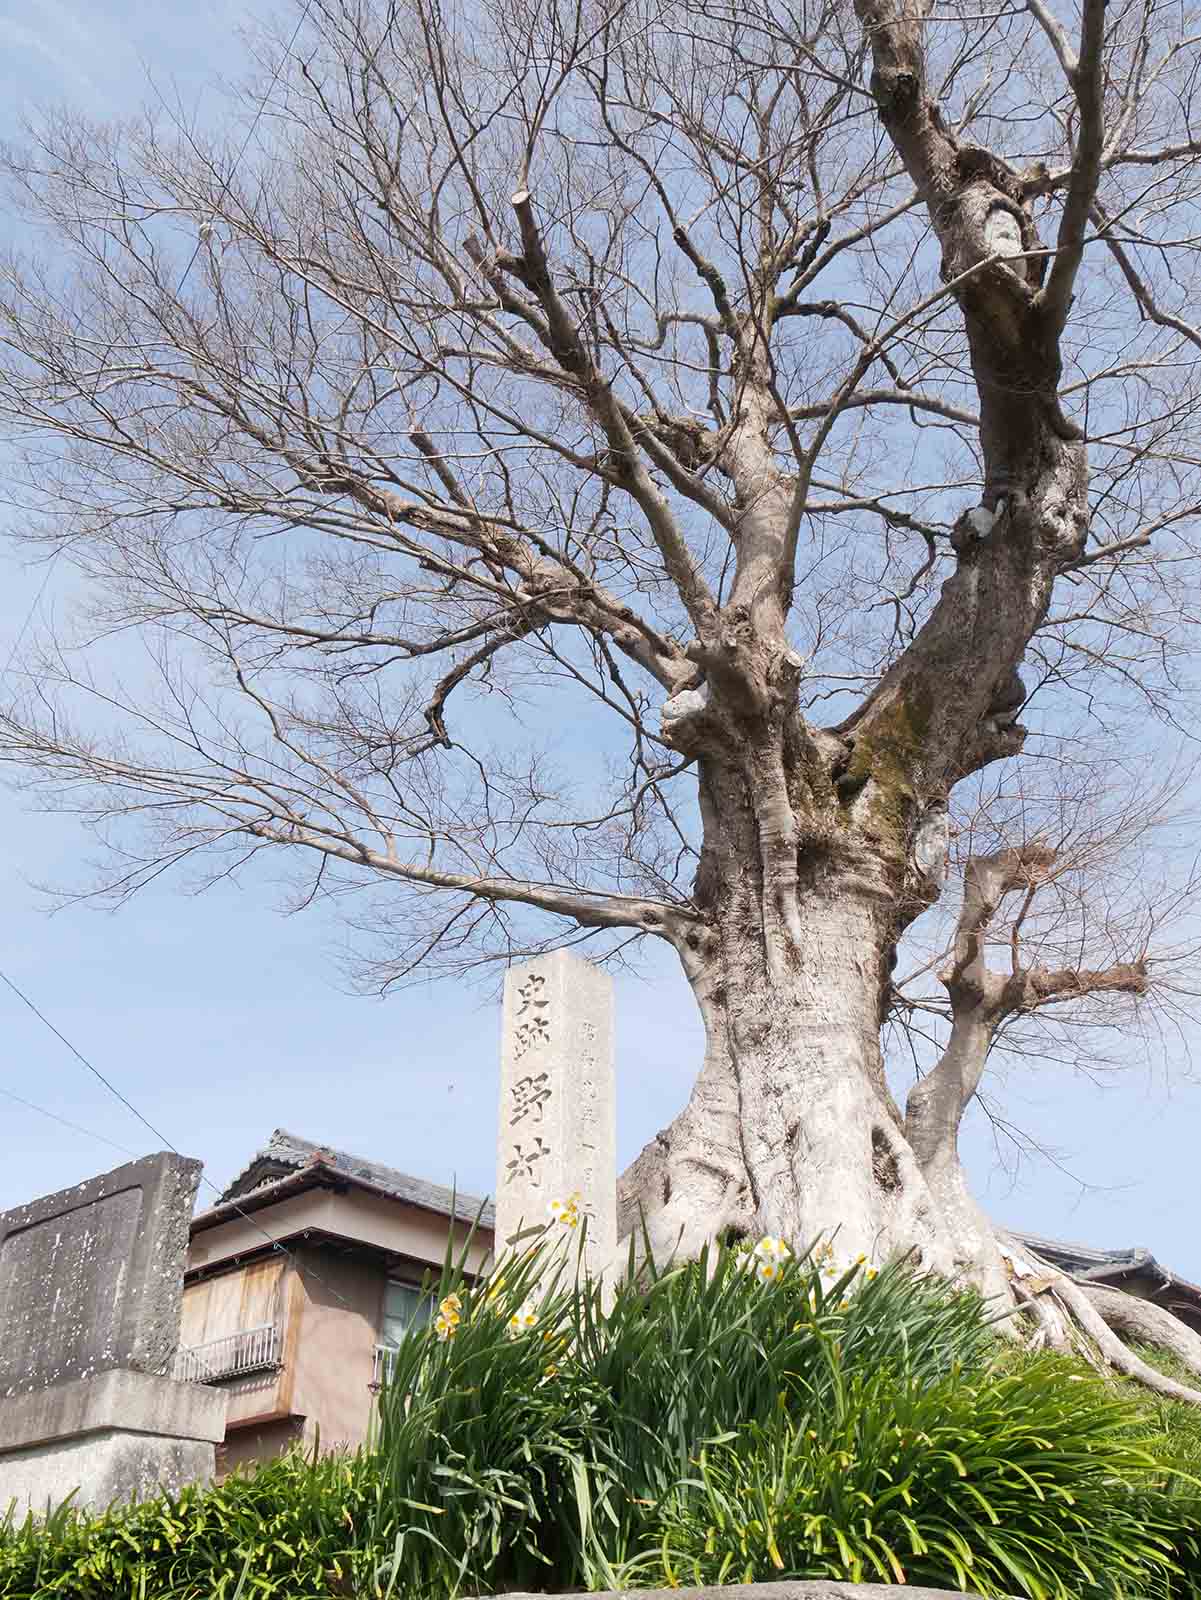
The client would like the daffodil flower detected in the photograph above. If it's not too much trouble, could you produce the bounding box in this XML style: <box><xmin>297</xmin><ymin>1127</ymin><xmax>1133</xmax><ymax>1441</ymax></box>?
<box><xmin>547</xmin><ymin>1194</ymin><xmax>583</xmax><ymax>1228</ymax></box>
<box><xmin>754</xmin><ymin>1235</ymin><xmax>791</xmax><ymax>1264</ymax></box>
<box><xmin>507</xmin><ymin>1300</ymin><xmax>540</xmax><ymax>1337</ymax></box>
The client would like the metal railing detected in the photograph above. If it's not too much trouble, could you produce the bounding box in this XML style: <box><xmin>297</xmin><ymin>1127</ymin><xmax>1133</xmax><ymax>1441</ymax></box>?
<box><xmin>372</xmin><ymin>1343</ymin><xmax>398</xmax><ymax>1388</ymax></box>
<box><xmin>174</xmin><ymin>1323</ymin><xmax>282</xmax><ymax>1385</ymax></box>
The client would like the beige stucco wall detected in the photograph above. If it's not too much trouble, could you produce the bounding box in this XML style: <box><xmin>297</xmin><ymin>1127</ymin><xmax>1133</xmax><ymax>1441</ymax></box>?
<box><xmin>289</xmin><ymin>1245</ymin><xmax>384</xmax><ymax>1453</ymax></box>
<box><xmin>187</xmin><ymin>1187</ymin><xmax>493</xmax><ymax>1278</ymax></box>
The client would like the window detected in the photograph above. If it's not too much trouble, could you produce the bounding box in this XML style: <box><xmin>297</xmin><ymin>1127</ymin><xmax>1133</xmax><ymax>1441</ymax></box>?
<box><xmin>381</xmin><ymin>1278</ymin><xmax>432</xmax><ymax>1348</ymax></box>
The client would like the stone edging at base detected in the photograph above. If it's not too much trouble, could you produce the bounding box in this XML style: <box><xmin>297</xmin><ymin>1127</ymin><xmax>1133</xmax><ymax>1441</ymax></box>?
<box><xmin>474</xmin><ymin>1585</ymin><xmax>984</xmax><ymax>1600</ymax></box>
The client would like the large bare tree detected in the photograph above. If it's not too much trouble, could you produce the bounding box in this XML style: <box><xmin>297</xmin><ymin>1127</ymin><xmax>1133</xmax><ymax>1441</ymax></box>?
<box><xmin>3</xmin><ymin>0</ymin><xmax>1201</xmax><ymax>1386</ymax></box>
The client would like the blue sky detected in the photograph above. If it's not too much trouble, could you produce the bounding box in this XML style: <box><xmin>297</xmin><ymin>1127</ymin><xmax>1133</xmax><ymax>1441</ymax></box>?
<box><xmin>1</xmin><ymin>0</ymin><xmax>1199</xmax><ymax>1276</ymax></box>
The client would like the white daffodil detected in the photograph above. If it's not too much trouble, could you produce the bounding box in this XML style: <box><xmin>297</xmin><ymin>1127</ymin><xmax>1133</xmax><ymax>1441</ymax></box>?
<box><xmin>507</xmin><ymin>1300</ymin><xmax>540</xmax><ymax>1337</ymax></box>
<box><xmin>433</xmin><ymin>1292</ymin><xmax>462</xmax><ymax>1341</ymax></box>
<box><xmin>547</xmin><ymin>1193</ymin><xmax>582</xmax><ymax>1228</ymax></box>
<box><xmin>753</xmin><ymin>1235</ymin><xmax>792</xmax><ymax>1264</ymax></box>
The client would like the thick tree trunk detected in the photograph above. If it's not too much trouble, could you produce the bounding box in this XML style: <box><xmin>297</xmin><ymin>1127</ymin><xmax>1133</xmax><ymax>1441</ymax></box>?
<box><xmin>908</xmin><ymin>1032</ymin><xmax>1014</xmax><ymax>1311</ymax></box>
<box><xmin>620</xmin><ymin>864</ymin><xmax>962</xmax><ymax>1276</ymax></box>
<box><xmin>620</xmin><ymin>913</ymin><xmax>1201</xmax><ymax>1396</ymax></box>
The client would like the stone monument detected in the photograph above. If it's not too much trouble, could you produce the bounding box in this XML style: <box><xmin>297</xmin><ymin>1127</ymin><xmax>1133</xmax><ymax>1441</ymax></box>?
<box><xmin>0</xmin><ymin>1153</ymin><xmax>226</xmax><ymax>1513</ymax></box>
<box><xmin>496</xmin><ymin>949</ymin><xmax>617</xmax><ymax>1281</ymax></box>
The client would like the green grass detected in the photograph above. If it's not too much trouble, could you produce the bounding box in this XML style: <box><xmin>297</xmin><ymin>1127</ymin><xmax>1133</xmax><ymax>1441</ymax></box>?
<box><xmin>4</xmin><ymin>1230</ymin><xmax>1201</xmax><ymax>1599</ymax></box>
<box><xmin>0</xmin><ymin>1448</ymin><xmax>381</xmax><ymax>1598</ymax></box>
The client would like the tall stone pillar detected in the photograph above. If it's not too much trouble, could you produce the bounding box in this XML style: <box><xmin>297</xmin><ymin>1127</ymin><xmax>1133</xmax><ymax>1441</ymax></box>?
<box><xmin>496</xmin><ymin>949</ymin><xmax>616</xmax><ymax>1281</ymax></box>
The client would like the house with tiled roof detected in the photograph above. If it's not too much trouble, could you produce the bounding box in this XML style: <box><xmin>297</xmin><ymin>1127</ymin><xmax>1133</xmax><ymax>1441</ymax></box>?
<box><xmin>1012</xmin><ymin>1229</ymin><xmax>1201</xmax><ymax>1336</ymax></box>
<box><xmin>178</xmin><ymin>1131</ymin><xmax>494</xmax><ymax>1473</ymax></box>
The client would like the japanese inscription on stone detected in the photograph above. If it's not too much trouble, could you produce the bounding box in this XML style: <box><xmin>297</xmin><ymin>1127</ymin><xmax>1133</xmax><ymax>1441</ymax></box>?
<box><xmin>496</xmin><ymin>950</ymin><xmax>616</xmax><ymax>1280</ymax></box>
<box><xmin>510</xmin><ymin>1072</ymin><xmax>551</xmax><ymax>1127</ymax></box>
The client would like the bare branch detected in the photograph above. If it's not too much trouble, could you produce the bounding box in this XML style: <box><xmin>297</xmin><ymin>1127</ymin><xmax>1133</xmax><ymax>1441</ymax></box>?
<box><xmin>1036</xmin><ymin>0</ymin><xmax>1107</xmax><ymax>335</ymax></box>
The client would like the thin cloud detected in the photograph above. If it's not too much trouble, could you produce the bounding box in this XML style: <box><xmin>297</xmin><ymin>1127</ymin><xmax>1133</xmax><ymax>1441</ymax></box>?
<box><xmin>0</xmin><ymin>3</ymin><xmax>109</xmax><ymax>98</ymax></box>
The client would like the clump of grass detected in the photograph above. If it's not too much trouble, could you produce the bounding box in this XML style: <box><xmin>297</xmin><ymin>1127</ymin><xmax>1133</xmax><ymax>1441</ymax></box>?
<box><xmin>368</xmin><ymin>1229</ymin><xmax>998</xmax><ymax>1594</ymax></box>
<box><xmin>5</xmin><ymin>1228</ymin><xmax>1201</xmax><ymax>1600</ymax></box>
<box><xmin>652</xmin><ymin>1358</ymin><xmax>1181</xmax><ymax>1600</ymax></box>
<box><xmin>0</xmin><ymin>1446</ymin><xmax>382</xmax><ymax>1599</ymax></box>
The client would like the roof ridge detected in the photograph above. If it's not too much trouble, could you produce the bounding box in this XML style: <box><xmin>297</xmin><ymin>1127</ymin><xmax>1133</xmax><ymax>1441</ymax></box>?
<box><xmin>217</xmin><ymin>1128</ymin><xmax>493</xmax><ymax>1225</ymax></box>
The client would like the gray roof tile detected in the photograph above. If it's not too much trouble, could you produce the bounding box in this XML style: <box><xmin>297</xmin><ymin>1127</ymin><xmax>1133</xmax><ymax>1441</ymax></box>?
<box><xmin>221</xmin><ymin>1128</ymin><xmax>494</xmax><ymax>1227</ymax></box>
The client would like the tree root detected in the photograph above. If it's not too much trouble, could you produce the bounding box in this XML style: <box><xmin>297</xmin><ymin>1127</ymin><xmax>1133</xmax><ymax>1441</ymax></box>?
<box><xmin>1018</xmin><ymin>1259</ymin><xmax>1201</xmax><ymax>1405</ymax></box>
<box><xmin>1079</xmin><ymin>1281</ymin><xmax>1201</xmax><ymax>1373</ymax></box>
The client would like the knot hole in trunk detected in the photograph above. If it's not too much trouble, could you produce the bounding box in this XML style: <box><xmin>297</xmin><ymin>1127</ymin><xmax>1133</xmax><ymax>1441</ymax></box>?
<box><xmin>872</xmin><ymin>1126</ymin><xmax>902</xmax><ymax>1192</ymax></box>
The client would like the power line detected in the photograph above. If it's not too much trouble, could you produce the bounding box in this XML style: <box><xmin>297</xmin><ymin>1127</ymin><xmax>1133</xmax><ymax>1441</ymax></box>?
<box><xmin>2</xmin><ymin>550</ymin><xmax>60</xmax><ymax>683</ymax></box>
<box><xmin>0</xmin><ymin>963</ymin><xmax>357</xmax><ymax>1310</ymax></box>
<box><xmin>0</xmin><ymin>0</ymin><xmax>355</xmax><ymax>1311</ymax></box>
<box><xmin>173</xmin><ymin>0</ymin><xmax>315</xmax><ymax>300</ymax></box>
<box><xmin>0</xmin><ymin>967</ymin><xmax>179</xmax><ymax>1151</ymax></box>
<box><xmin>0</xmin><ymin>1084</ymin><xmax>140</xmax><ymax>1160</ymax></box>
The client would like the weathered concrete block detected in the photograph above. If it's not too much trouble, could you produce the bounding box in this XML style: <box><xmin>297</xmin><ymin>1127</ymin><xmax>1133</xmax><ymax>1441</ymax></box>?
<box><xmin>0</xmin><ymin>1432</ymin><xmax>216</xmax><ymax>1516</ymax></box>
<box><xmin>0</xmin><ymin>1369</ymin><xmax>226</xmax><ymax>1513</ymax></box>
<box><xmin>0</xmin><ymin>1152</ymin><xmax>202</xmax><ymax>1398</ymax></box>
<box><xmin>497</xmin><ymin>950</ymin><xmax>616</xmax><ymax>1282</ymax></box>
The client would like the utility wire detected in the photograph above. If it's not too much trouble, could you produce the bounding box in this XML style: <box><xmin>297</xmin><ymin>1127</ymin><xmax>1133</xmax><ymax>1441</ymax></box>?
<box><xmin>0</xmin><ymin>1083</ymin><xmax>140</xmax><ymax>1160</ymax></box>
<box><xmin>172</xmin><ymin>0</ymin><xmax>315</xmax><ymax>300</ymax></box>
<box><xmin>1</xmin><ymin>968</ymin><xmax>179</xmax><ymax>1151</ymax></box>
<box><xmin>0</xmin><ymin>0</ymin><xmax>370</xmax><ymax>1316</ymax></box>
<box><xmin>0</xmin><ymin>963</ymin><xmax>358</xmax><ymax>1310</ymax></box>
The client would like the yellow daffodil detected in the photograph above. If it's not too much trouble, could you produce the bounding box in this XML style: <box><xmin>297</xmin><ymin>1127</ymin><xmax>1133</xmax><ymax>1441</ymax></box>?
<box><xmin>434</xmin><ymin>1313</ymin><xmax>457</xmax><ymax>1341</ymax></box>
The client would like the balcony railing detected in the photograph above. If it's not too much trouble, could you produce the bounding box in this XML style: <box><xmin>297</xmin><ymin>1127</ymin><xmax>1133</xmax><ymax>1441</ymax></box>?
<box><xmin>372</xmin><ymin>1343</ymin><xmax>398</xmax><ymax>1388</ymax></box>
<box><xmin>174</xmin><ymin>1323</ymin><xmax>282</xmax><ymax>1385</ymax></box>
